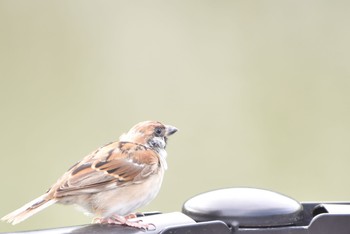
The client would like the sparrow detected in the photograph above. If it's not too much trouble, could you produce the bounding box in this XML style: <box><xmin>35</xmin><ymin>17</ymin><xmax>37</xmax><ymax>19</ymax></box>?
<box><xmin>1</xmin><ymin>121</ymin><xmax>177</xmax><ymax>230</ymax></box>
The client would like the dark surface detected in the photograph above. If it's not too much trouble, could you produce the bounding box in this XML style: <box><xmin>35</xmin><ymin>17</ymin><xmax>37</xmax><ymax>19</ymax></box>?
<box><xmin>182</xmin><ymin>187</ymin><xmax>303</xmax><ymax>227</ymax></box>
<box><xmin>4</xmin><ymin>188</ymin><xmax>350</xmax><ymax>234</ymax></box>
<box><xmin>5</xmin><ymin>212</ymin><xmax>196</xmax><ymax>234</ymax></box>
<box><xmin>160</xmin><ymin>220</ymin><xmax>232</xmax><ymax>234</ymax></box>
<box><xmin>4</xmin><ymin>205</ymin><xmax>350</xmax><ymax>234</ymax></box>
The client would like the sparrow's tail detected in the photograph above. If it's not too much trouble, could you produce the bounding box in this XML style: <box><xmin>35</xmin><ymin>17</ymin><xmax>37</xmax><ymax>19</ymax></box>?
<box><xmin>1</xmin><ymin>194</ymin><xmax>56</xmax><ymax>225</ymax></box>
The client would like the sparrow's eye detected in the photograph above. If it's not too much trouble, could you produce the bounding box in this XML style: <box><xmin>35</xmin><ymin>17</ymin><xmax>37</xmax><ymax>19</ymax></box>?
<box><xmin>154</xmin><ymin>127</ymin><xmax>163</xmax><ymax>137</ymax></box>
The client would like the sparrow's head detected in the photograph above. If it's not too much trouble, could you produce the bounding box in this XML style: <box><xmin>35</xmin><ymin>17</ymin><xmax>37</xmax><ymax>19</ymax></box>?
<box><xmin>120</xmin><ymin>121</ymin><xmax>178</xmax><ymax>151</ymax></box>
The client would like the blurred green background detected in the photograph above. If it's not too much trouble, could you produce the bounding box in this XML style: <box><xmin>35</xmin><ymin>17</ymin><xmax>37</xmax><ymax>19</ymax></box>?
<box><xmin>1</xmin><ymin>0</ymin><xmax>350</xmax><ymax>232</ymax></box>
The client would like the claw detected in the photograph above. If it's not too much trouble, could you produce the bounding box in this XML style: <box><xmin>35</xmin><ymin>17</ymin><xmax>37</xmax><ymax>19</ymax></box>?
<box><xmin>92</xmin><ymin>214</ymin><xmax>156</xmax><ymax>230</ymax></box>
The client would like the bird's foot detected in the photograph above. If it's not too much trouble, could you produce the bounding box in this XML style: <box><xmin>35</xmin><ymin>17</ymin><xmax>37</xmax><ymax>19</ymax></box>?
<box><xmin>93</xmin><ymin>214</ymin><xmax>155</xmax><ymax>230</ymax></box>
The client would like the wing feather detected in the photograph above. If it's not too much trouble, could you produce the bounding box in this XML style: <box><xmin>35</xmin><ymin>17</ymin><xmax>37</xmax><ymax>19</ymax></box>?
<box><xmin>50</xmin><ymin>142</ymin><xmax>160</xmax><ymax>198</ymax></box>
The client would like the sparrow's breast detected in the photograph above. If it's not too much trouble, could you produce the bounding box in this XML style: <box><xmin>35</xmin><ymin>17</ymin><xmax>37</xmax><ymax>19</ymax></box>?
<box><xmin>87</xmin><ymin>167</ymin><xmax>165</xmax><ymax>217</ymax></box>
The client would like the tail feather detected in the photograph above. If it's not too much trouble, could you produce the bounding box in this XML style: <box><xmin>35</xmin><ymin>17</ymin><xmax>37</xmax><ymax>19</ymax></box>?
<box><xmin>1</xmin><ymin>194</ymin><xmax>56</xmax><ymax>225</ymax></box>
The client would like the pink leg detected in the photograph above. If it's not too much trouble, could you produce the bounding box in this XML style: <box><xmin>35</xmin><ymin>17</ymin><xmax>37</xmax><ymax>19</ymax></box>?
<box><xmin>93</xmin><ymin>214</ymin><xmax>155</xmax><ymax>230</ymax></box>
<box><xmin>93</xmin><ymin>216</ymin><xmax>123</xmax><ymax>225</ymax></box>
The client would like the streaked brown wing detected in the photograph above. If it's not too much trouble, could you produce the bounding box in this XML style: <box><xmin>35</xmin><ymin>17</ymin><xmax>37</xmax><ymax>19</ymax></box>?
<box><xmin>51</xmin><ymin>142</ymin><xmax>160</xmax><ymax>198</ymax></box>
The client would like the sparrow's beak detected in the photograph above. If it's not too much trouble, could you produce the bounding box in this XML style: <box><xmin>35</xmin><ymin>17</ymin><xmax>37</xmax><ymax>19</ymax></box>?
<box><xmin>165</xmin><ymin>125</ymin><xmax>178</xmax><ymax>136</ymax></box>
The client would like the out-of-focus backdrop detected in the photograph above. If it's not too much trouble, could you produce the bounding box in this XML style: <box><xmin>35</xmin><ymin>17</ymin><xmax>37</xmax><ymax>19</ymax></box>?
<box><xmin>1</xmin><ymin>1</ymin><xmax>350</xmax><ymax>232</ymax></box>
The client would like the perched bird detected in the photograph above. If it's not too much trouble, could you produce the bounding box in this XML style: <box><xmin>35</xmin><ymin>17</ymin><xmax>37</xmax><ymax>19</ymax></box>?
<box><xmin>1</xmin><ymin>121</ymin><xmax>177</xmax><ymax>229</ymax></box>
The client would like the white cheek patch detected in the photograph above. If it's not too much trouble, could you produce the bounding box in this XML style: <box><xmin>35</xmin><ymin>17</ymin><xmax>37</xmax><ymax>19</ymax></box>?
<box><xmin>150</xmin><ymin>137</ymin><xmax>166</xmax><ymax>149</ymax></box>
